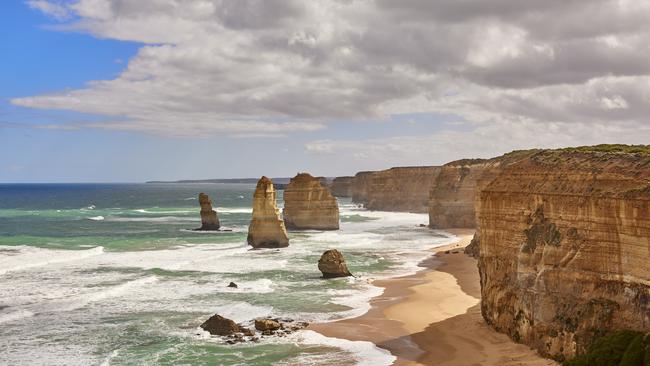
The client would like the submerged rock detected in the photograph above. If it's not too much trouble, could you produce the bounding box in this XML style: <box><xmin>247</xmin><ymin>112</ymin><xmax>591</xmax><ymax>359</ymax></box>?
<box><xmin>197</xmin><ymin>193</ymin><xmax>220</xmax><ymax>231</ymax></box>
<box><xmin>227</xmin><ymin>282</ymin><xmax>238</xmax><ymax>288</ymax></box>
<box><xmin>283</xmin><ymin>173</ymin><xmax>339</xmax><ymax>230</ymax></box>
<box><xmin>200</xmin><ymin>314</ymin><xmax>251</xmax><ymax>336</ymax></box>
<box><xmin>247</xmin><ymin>177</ymin><xmax>289</xmax><ymax>248</ymax></box>
<box><xmin>318</xmin><ymin>249</ymin><xmax>352</xmax><ymax>278</ymax></box>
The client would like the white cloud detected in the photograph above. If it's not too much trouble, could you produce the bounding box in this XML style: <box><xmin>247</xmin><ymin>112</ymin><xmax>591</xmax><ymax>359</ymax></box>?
<box><xmin>26</xmin><ymin>0</ymin><xmax>71</xmax><ymax>20</ymax></box>
<box><xmin>13</xmin><ymin>0</ymin><xmax>650</xmax><ymax>142</ymax></box>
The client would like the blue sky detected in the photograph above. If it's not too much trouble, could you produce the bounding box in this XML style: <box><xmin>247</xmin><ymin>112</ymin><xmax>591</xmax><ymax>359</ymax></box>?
<box><xmin>2</xmin><ymin>1</ymin><xmax>649</xmax><ymax>182</ymax></box>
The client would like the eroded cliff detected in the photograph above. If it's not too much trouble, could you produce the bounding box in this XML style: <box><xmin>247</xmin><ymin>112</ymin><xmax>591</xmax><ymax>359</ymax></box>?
<box><xmin>365</xmin><ymin>166</ymin><xmax>440</xmax><ymax>213</ymax></box>
<box><xmin>283</xmin><ymin>173</ymin><xmax>339</xmax><ymax>230</ymax></box>
<box><xmin>478</xmin><ymin>147</ymin><xmax>650</xmax><ymax>361</ymax></box>
<box><xmin>330</xmin><ymin>176</ymin><xmax>354</xmax><ymax>197</ymax></box>
<box><xmin>351</xmin><ymin>171</ymin><xmax>374</xmax><ymax>205</ymax></box>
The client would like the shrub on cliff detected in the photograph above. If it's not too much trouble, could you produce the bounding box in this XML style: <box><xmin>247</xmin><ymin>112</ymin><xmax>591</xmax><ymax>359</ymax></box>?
<box><xmin>563</xmin><ymin>330</ymin><xmax>650</xmax><ymax>366</ymax></box>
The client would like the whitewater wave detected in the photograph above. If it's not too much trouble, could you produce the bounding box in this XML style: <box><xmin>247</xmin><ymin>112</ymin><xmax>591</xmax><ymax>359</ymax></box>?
<box><xmin>0</xmin><ymin>309</ymin><xmax>35</xmax><ymax>325</ymax></box>
<box><xmin>0</xmin><ymin>246</ymin><xmax>104</xmax><ymax>275</ymax></box>
<box><xmin>289</xmin><ymin>330</ymin><xmax>396</xmax><ymax>366</ymax></box>
<box><xmin>87</xmin><ymin>216</ymin><xmax>105</xmax><ymax>221</ymax></box>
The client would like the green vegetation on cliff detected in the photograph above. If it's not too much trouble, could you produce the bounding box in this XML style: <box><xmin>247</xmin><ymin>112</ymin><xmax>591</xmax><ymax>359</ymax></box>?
<box><xmin>559</xmin><ymin>144</ymin><xmax>650</xmax><ymax>155</ymax></box>
<box><xmin>563</xmin><ymin>330</ymin><xmax>650</xmax><ymax>366</ymax></box>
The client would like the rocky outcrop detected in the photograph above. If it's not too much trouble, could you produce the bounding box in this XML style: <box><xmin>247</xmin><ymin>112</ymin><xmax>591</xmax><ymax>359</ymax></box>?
<box><xmin>477</xmin><ymin>147</ymin><xmax>650</xmax><ymax>361</ymax></box>
<box><xmin>366</xmin><ymin>166</ymin><xmax>440</xmax><ymax>212</ymax></box>
<box><xmin>200</xmin><ymin>314</ymin><xmax>252</xmax><ymax>336</ymax></box>
<box><xmin>330</xmin><ymin>176</ymin><xmax>354</xmax><ymax>197</ymax></box>
<box><xmin>318</xmin><ymin>249</ymin><xmax>352</xmax><ymax>278</ymax></box>
<box><xmin>464</xmin><ymin>232</ymin><xmax>480</xmax><ymax>258</ymax></box>
<box><xmin>254</xmin><ymin>318</ymin><xmax>281</xmax><ymax>332</ymax></box>
<box><xmin>247</xmin><ymin>176</ymin><xmax>289</xmax><ymax>248</ymax></box>
<box><xmin>429</xmin><ymin>151</ymin><xmax>536</xmax><ymax>229</ymax></box>
<box><xmin>282</xmin><ymin>173</ymin><xmax>339</xmax><ymax>230</ymax></box>
<box><xmin>351</xmin><ymin>171</ymin><xmax>374</xmax><ymax>205</ymax></box>
<box><xmin>197</xmin><ymin>193</ymin><xmax>220</xmax><ymax>230</ymax></box>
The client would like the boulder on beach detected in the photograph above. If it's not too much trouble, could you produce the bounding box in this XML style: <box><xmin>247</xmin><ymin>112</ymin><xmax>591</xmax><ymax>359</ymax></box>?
<box><xmin>247</xmin><ymin>177</ymin><xmax>289</xmax><ymax>248</ymax></box>
<box><xmin>197</xmin><ymin>193</ymin><xmax>220</xmax><ymax>231</ymax></box>
<box><xmin>200</xmin><ymin>314</ymin><xmax>251</xmax><ymax>336</ymax></box>
<box><xmin>318</xmin><ymin>249</ymin><xmax>352</xmax><ymax>278</ymax></box>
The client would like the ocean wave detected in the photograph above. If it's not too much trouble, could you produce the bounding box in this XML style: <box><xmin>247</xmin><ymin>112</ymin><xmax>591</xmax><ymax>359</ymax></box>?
<box><xmin>0</xmin><ymin>246</ymin><xmax>104</xmax><ymax>276</ymax></box>
<box><xmin>53</xmin><ymin>276</ymin><xmax>158</xmax><ymax>312</ymax></box>
<box><xmin>87</xmin><ymin>216</ymin><xmax>105</xmax><ymax>221</ymax></box>
<box><xmin>0</xmin><ymin>309</ymin><xmax>35</xmax><ymax>325</ymax></box>
<box><xmin>215</xmin><ymin>207</ymin><xmax>252</xmax><ymax>214</ymax></box>
<box><xmin>106</xmin><ymin>216</ymin><xmax>196</xmax><ymax>222</ymax></box>
<box><xmin>289</xmin><ymin>330</ymin><xmax>396</xmax><ymax>366</ymax></box>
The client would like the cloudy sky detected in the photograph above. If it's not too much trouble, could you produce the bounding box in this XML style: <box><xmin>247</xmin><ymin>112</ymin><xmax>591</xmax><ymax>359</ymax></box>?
<box><xmin>2</xmin><ymin>0</ymin><xmax>649</xmax><ymax>182</ymax></box>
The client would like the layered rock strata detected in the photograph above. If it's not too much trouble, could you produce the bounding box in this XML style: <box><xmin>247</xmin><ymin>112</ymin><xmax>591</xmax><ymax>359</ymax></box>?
<box><xmin>478</xmin><ymin>147</ymin><xmax>650</xmax><ymax>361</ymax></box>
<box><xmin>247</xmin><ymin>177</ymin><xmax>289</xmax><ymax>248</ymax></box>
<box><xmin>282</xmin><ymin>173</ymin><xmax>339</xmax><ymax>230</ymax></box>
<box><xmin>197</xmin><ymin>193</ymin><xmax>220</xmax><ymax>230</ymax></box>
<box><xmin>365</xmin><ymin>166</ymin><xmax>440</xmax><ymax>212</ymax></box>
<box><xmin>350</xmin><ymin>171</ymin><xmax>374</xmax><ymax>205</ymax></box>
<box><xmin>330</xmin><ymin>176</ymin><xmax>354</xmax><ymax>197</ymax></box>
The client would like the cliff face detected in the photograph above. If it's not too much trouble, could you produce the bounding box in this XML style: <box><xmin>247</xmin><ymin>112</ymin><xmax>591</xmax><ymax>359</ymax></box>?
<box><xmin>351</xmin><ymin>171</ymin><xmax>374</xmax><ymax>205</ymax></box>
<box><xmin>478</xmin><ymin>148</ymin><xmax>650</xmax><ymax>361</ymax></box>
<box><xmin>330</xmin><ymin>176</ymin><xmax>354</xmax><ymax>197</ymax></box>
<box><xmin>365</xmin><ymin>166</ymin><xmax>440</xmax><ymax>213</ymax></box>
<box><xmin>283</xmin><ymin>173</ymin><xmax>339</xmax><ymax>230</ymax></box>
<box><xmin>197</xmin><ymin>192</ymin><xmax>220</xmax><ymax>230</ymax></box>
<box><xmin>247</xmin><ymin>176</ymin><xmax>289</xmax><ymax>248</ymax></box>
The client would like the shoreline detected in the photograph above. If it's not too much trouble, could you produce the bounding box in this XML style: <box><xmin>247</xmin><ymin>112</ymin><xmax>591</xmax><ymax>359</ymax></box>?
<box><xmin>309</xmin><ymin>229</ymin><xmax>558</xmax><ymax>366</ymax></box>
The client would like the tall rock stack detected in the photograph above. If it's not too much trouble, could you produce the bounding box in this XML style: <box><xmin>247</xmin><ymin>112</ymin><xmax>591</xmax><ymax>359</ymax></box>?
<box><xmin>283</xmin><ymin>173</ymin><xmax>339</xmax><ymax>230</ymax></box>
<box><xmin>477</xmin><ymin>147</ymin><xmax>650</xmax><ymax>361</ymax></box>
<box><xmin>365</xmin><ymin>166</ymin><xmax>440</xmax><ymax>213</ymax></box>
<box><xmin>197</xmin><ymin>193</ymin><xmax>220</xmax><ymax>231</ymax></box>
<box><xmin>247</xmin><ymin>177</ymin><xmax>289</xmax><ymax>248</ymax></box>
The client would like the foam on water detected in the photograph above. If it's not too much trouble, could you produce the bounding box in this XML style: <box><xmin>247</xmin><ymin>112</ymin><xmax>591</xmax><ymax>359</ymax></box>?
<box><xmin>0</xmin><ymin>245</ymin><xmax>104</xmax><ymax>275</ymax></box>
<box><xmin>88</xmin><ymin>216</ymin><xmax>105</xmax><ymax>221</ymax></box>
<box><xmin>290</xmin><ymin>330</ymin><xmax>396</xmax><ymax>366</ymax></box>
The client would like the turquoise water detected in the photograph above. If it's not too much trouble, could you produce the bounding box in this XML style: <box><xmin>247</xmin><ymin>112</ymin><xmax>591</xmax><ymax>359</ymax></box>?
<box><xmin>0</xmin><ymin>184</ymin><xmax>453</xmax><ymax>365</ymax></box>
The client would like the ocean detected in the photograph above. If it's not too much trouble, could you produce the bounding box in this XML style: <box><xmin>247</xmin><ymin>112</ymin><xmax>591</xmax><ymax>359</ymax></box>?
<box><xmin>0</xmin><ymin>183</ymin><xmax>454</xmax><ymax>366</ymax></box>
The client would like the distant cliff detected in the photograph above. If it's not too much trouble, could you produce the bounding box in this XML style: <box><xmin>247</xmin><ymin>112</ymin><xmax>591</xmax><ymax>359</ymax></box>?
<box><xmin>330</xmin><ymin>176</ymin><xmax>354</xmax><ymax>197</ymax></box>
<box><xmin>477</xmin><ymin>146</ymin><xmax>650</xmax><ymax>361</ymax></box>
<box><xmin>350</xmin><ymin>171</ymin><xmax>375</xmax><ymax>205</ymax></box>
<box><xmin>365</xmin><ymin>166</ymin><xmax>440</xmax><ymax>213</ymax></box>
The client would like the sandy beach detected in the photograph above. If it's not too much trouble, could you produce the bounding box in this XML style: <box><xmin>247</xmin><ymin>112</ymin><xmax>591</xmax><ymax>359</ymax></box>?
<box><xmin>310</xmin><ymin>229</ymin><xmax>558</xmax><ymax>366</ymax></box>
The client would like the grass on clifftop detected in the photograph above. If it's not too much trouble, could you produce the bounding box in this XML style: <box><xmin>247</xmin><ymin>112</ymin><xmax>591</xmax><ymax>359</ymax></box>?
<box><xmin>563</xmin><ymin>330</ymin><xmax>650</xmax><ymax>366</ymax></box>
<box><xmin>558</xmin><ymin>144</ymin><xmax>650</xmax><ymax>155</ymax></box>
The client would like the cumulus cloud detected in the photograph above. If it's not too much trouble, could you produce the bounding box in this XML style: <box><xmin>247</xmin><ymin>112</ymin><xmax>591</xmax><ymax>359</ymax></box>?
<box><xmin>13</xmin><ymin>0</ymin><xmax>650</xmax><ymax>145</ymax></box>
<box><xmin>26</xmin><ymin>0</ymin><xmax>71</xmax><ymax>20</ymax></box>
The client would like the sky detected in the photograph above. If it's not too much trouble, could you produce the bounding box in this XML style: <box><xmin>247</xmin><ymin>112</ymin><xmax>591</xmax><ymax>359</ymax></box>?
<box><xmin>2</xmin><ymin>0</ymin><xmax>650</xmax><ymax>183</ymax></box>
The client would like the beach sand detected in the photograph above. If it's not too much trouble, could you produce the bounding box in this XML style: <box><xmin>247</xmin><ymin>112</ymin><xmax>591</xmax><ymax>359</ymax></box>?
<box><xmin>309</xmin><ymin>229</ymin><xmax>558</xmax><ymax>366</ymax></box>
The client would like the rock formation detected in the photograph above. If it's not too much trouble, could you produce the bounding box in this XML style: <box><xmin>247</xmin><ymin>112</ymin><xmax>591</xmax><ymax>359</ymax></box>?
<box><xmin>247</xmin><ymin>177</ymin><xmax>289</xmax><ymax>248</ymax></box>
<box><xmin>200</xmin><ymin>314</ymin><xmax>252</xmax><ymax>336</ymax></box>
<box><xmin>330</xmin><ymin>176</ymin><xmax>354</xmax><ymax>197</ymax></box>
<box><xmin>254</xmin><ymin>318</ymin><xmax>281</xmax><ymax>332</ymax></box>
<box><xmin>365</xmin><ymin>166</ymin><xmax>440</xmax><ymax>212</ymax></box>
<box><xmin>429</xmin><ymin>150</ymin><xmax>536</xmax><ymax>229</ymax></box>
<box><xmin>477</xmin><ymin>147</ymin><xmax>650</xmax><ymax>361</ymax></box>
<box><xmin>282</xmin><ymin>173</ymin><xmax>339</xmax><ymax>230</ymax></box>
<box><xmin>197</xmin><ymin>193</ymin><xmax>220</xmax><ymax>230</ymax></box>
<box><xmin>318</xmin><ymin>249</ymin><xmax>352</xmax><ymax>278</ymax></box>
<box><xmin>350</xmin><ymin>171</ymin><xmax>375</xmax><ymax>205</ymax></box>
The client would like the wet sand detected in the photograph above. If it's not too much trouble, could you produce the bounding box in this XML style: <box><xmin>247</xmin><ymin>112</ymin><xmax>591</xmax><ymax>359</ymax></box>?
<box><xmin>309</xmin><ymin>229</ymin><xmax>557</xmax><ymax>366</ymax></box>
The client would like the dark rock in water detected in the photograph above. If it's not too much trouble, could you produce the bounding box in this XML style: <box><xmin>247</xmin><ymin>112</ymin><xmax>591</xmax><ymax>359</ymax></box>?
<box><xmin>196</xmin><ymin>193</ymin><xmax>220</xmax><ymax>231</ymax></box>
<box><xmin>227</xmin><ymin>282</ymin><xmax>238</xmax><ymax>288</ymax></box>
<box><xmin>255</xmin><ymin>318</ymin><xmax>281</xmax><ymax>332</ymax></box>
<box><xmin>318</xmin><ymin>249</ymin><xmax>352</xmax><ymax>278</ymax></box>
<box><xmin>200</xmin><ymin>314</ymin><xmax>250</xmax><ymax>336</ymax></box>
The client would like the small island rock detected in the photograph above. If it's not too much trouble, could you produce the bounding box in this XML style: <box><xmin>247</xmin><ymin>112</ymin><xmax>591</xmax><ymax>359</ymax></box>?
<box><xmin>197</xmin><ymin>193</ymin><xmax>220</xmax><ymax>231</ymax></box>
<box><xmin>318</xmin><ymin>249</ymin><xmax>352</xmax><ymax>278</ymax></box>
<box><xmin>200</xmin><ymin>314</ymin><xmax>250</xmax><ymax>336</ymax></box>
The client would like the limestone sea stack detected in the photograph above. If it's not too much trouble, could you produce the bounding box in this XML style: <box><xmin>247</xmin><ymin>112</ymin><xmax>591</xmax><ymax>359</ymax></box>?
<box><xmin>350</xmin><ymin>171</ymin><xmax>374</xmax><ymax>206</ymax></box>
<box><xmin>247</xmin><ymin>176</ymin><xmax>289</xmax><ymax>248</ymax></box>
<box><xmin>282</xmin><ymin>173</ymin><xmax>339</xmax><ymax>230</ymax></box>
<box><xmin>197</xmin><ymin>193</ymin><xmax>220</xmax><ymax>230</ymax></box>
<box><xmin>477</xmin><ymin>146</ymin><xmax>650</xmax><ymax>361</ymax></box>
<box><xmin>318</xmin><ymin>249</ymin><xmax>352</xmax><ymax>278</ymax></box>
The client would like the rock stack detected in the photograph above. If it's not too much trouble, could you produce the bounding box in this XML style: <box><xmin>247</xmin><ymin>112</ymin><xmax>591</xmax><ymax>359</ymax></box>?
<box><xmin>318</xmin><ymin>249</ymin><xmax>352</xmax><ymax>278</ymax></box>
<box><xmin>197</xmin><ymin>193</ymin><xmax>220</xmax><ymax>230</ymax></box>
<box><xmin>247</xmin><ymin>176</ymin><xmax>289</xmax><ymax>248</ymax></box>
<box><xmin>282</xmin><ymin>173</ymin><xmax>339</xmax><ymax>230</ymax></box>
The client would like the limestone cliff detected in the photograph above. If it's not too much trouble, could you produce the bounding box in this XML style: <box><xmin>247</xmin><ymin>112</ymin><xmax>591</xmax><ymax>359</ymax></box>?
<box><xmin>365</xmin><ymin>166</ymin><xmax>440</xmax><ymax>213</ymax></box>
<box><xmin>247</xmin><ymin>176</ymin><xmax>289</xmax><ymax>248</ymax></box>
<box><xmin>477</xmin><ymin>147</ymin><xmax>650</xmax><ymax>361</ymax></box>
<box><xmin>330</xmin><ymin>176</ymin><xmax>354</xmax><ymax>197</ymax></box>
<box><xmin>283</xmin><ymin>173</ymin><xmax>339</xmax><ymax>230</ymax></box>
<box><xmin>429</xmin><ymin>151</ymin><xmax>536</xmax><ymax>229</ymax></box>
<box><xmin>197</xmin><ymin>193</ymin><xmax>220</xmax><ymax>230</ymax></box>
<box><xmin>351</xmin><ymin>171</ymin><xmax>374</xmax><ymax>205</ymax></box>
